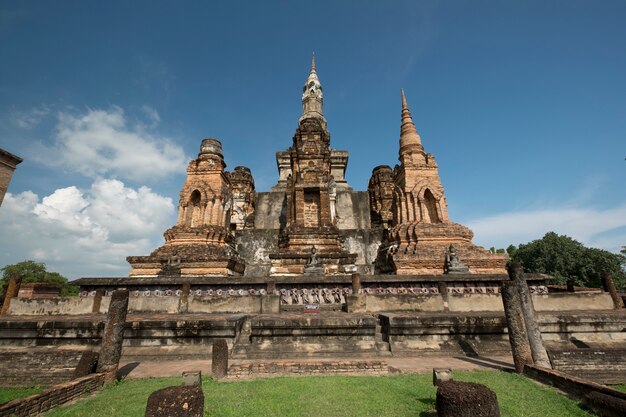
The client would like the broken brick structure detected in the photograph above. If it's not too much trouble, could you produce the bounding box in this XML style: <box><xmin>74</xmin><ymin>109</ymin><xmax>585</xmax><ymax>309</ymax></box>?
<box><xmin>125</xmin><ymin>55</ymin><xmax>504</xmax><ymax>283</ymax></box>
<box><xmin>127</xmin><ymin>138</ymin><xmax>245</xmax><ymax>276</ymax></box>
<box><xmin>370</xmin><ymin>90</ymin><xmax>508</xmax><ymax>275</ymax></box>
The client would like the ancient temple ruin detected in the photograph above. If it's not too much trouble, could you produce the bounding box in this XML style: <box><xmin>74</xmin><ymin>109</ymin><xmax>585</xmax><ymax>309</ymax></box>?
<box><xmin>126</xmin><ymin>56</ymin><xmax>506</xmax><ymax>282</ymax></box>
<box><xmin>4</xmin><ymin>57</ymin><xmax>624</xmax><ymax>380</ymax></box>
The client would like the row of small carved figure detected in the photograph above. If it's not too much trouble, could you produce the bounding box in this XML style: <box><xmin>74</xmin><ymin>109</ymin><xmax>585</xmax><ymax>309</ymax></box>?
<box><xmin>279</xmin><ymin>288</ymin><xmax>350</xmax><ymax>305</ymax></box>
<box><xmin>80</xmin><ymin>284</ymin><xmax>548</xmax><ymax>298</ymax></box>
<box><xmin>81</xmin><ymin>288</ymin><xmax>269</xmax><ymax>297</ymax></box>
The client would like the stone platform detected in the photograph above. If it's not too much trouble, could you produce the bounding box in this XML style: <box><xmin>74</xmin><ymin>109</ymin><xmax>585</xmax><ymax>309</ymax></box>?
<box><xmin>1</xmin><ymin>309</ymin><xmax>625</xmax><ymax>386</ymax></box>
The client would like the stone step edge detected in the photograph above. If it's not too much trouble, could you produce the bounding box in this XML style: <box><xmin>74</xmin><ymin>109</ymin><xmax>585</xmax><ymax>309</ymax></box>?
<box><xmin>226</xmin><ymin>360</ymin><xmax>390</xmax><ymax>379</ymax></box>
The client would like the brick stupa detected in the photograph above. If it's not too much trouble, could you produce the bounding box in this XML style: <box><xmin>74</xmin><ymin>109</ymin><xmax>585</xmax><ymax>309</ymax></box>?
<box><xmin>127</xmin><ymin>139</ymin><xmax>245</xmax><ymax>276</ymax></box>
<box><xmin>369</xmin><ymin>90</ymin><xmax>508</xmax><ymax>275</ymax></box>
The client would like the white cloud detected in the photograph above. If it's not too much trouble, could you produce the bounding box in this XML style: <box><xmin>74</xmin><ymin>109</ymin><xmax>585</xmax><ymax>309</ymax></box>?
<box><xmin>467</xmin><ymin>204</ymin><xmax>626</xmax><ymax>253</ymax></box>
<box><xmin>0</xmin><ymin>179</ymin><xmax>175</xmax><ymax>278</ymax></box>
<box><xmin>40</xmin><ymin>106</ymin><xmax>187</xmax><ymax>182</ymax></box>
<box><xmin>12</xmin><ymin>106</ymin><xmax>50</xmax><ymax>129</ymax></box>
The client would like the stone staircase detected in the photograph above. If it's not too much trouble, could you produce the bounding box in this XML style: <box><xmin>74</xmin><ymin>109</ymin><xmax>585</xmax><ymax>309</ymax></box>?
<box><xmin>548</xmin><ymin>348</ymin><xmax>626</xmax><ymax>384</ymax></box>
<box><xmin>231</xmin><ymin>313</ymin><xmax>391</xmax><ymax>359</ymax></box>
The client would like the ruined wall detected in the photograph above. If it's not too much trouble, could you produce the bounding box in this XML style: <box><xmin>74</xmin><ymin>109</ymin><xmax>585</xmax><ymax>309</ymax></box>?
<box><xmin>7</xmin><ymin>297</ymin><xmax>94</xmax><ymax>315</ymax></box>
<box><xmin>0</xmin><ymin>149</ymin><xmax>22</xmax><ymax>207</ymax></box>
<box><xmin>4</xmin><ymin>292</ymin><xmax>617</xmax><ymax>315</ymax></box>
<box><xmin>242</xmin><ymin>190</ymin><xmax>380</xmax><ymax>275</ymax></box>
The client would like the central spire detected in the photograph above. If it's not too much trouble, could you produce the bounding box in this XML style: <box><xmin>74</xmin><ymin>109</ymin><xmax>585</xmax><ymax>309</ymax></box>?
<box><xmin>300</xmin><ymin>53</ymin><xmax>326</xmax><ymax>126</ymax></box>
<box><xmin>399</xmin><ymin>89</ymin><xmax>423</xmax><ymax>155</ymax></box>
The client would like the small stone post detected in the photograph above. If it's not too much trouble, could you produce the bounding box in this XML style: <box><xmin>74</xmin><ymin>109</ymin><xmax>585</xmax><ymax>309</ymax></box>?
<box><xmin>501</xmin><ymin>280</ymin><xmax>533</xmax><ymax>373</ymax></box>
<box><xmin>97</xmin><ymin>289</ymin><xmax>130</xmax><ymax>381</ymax></box>
<box><xmin>0</xmin><ymin>276</ymin><xmax>22</xmax><ymax>315</ymax></box>
<box><xmin>438</xmin><ymin>282</ymin><xmax>450</xmax><ymax>312</ymax></box>
<box><xmin>212</xmin><ymin>338</ymin><xmax>228</xmax><ymax>379</ymax></box>
<box><xmin>509</xmin><ymin>262</ymin><xmax>551</xmax><ymax>368</ymax></box>
<box><xmin>351</xmin><ymin>273</ymin><xmax>361</xmax><ymax>294</ymax></box>
<box><xmin>601</xmin><ymin>272</ymin><xmax>624</xmax><ymax>309</ymax></box>
<box><xmin>266</xmin><ymin>280</ymin><xmax>276</xmax><ymax>295</ymax></box>
<box><xmin>178</xmin><ymin>282</ymin><xmax>191</xmax><ymax>313</ymax></box>
<box><xmin>92</xmin><ymin>289</ymin><xmax>105</xmax><ymax>313</ymax></box>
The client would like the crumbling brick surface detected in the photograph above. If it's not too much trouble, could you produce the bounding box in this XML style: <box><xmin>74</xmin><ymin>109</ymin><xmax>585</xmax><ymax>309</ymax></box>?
<box><xmin>145</xmin><ymin>385</ymin><xmax>204</xmax><ymax>417</ymax></box>
<box><xmin>436</xmin><ymin>380</ymin><xmax>500</xmax><ymax>417</ymax></box>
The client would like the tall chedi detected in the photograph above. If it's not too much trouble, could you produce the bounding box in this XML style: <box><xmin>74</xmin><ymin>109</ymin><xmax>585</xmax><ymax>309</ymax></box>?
<box><xmin>127</xmin><ymin>139</ymin><xmax>245</xmax><ymax>276</ymax></box>
<box><xmin>370</xmin><ymin>90</ymin><xmax>507</xmax><ymax>275</ymax></box>
<box><xmin>269</xmin><ymin>55</ymin><xmax>357</xmax><ymax>275</ymax></box>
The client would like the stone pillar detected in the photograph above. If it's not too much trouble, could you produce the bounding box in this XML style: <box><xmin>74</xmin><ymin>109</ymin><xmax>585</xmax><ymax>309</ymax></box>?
<box><xmin>438</xmin><ymin>282</ymin><xmax>449</xmax><ymax>312</ymax></box>
<box><xmin>509</xmin><ymin>262</ymin><xmax>551</xmax><ymax>368</ymax></box>
<box><xmin>501</xmin><ymin>280</ymin><xmax>533</xmax><ymax>373</ymax></box>
<box><xmin>0</xmin><ymin>276</ymin><xmax>21</xmax><ymax>315</ymax></box>
<box><xmin>266</xmin><ymin>280</ymin><xmax>276</xmax><ymax>295</ymax></box>
<box><xmin>351</xmin><ymin>273</ymin><xmax>361</xmax><ymax>294</ymax></box>
<box><xmin>97</xmin><ymin>289</ymin><xmax>130</xmax><ymax>381</ymax></box>
<box><xmin>73</xmin><ymin>350</ymin><xmax>100</xmax><ymax>378</ymax></box>
<box><xmin>212</xmin><ymin>339</ymin><xmax>228</xmax><ymax>379</ymax></box>
<box><xmin>92</xmin><ymin>289</ymin><xmax>105</xmax><ymax>313</ymax></box>
<box><xmin>601</xmin><ymin>272</ymin><xmax>624</xmax><ymax>309</ymax></box>
<box><xmin>178</xmin><ymin>282</ymin><xmax>191</xmax><ymax>313</ymax></box>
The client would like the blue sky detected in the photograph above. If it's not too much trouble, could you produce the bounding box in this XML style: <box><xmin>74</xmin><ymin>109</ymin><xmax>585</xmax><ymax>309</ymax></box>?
<box><xmin>0</xmin><ymin>1</ymin><xmax>624</xmax><ymax>278</ymax></box>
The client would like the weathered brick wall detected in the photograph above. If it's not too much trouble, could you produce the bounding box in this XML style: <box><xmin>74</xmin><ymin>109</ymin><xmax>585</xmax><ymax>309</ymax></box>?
<box><xmin>0</xmin><ymin>349</ymin><xmax>83</xmax><ymax>387</ymax></box>
<box><xmin>0</xmin><ymin>150</ymin><xmax>22</xmax><ymax>207</ymax></box>
<box><xmin>228</xmin><ymin>360</ymin><xmax>388</xmax><ymax>379</ymax></box>
<box><xmin>0</xmin><ymin>373</ymin><xmax>105</xmax><ymax>417</ymax></box>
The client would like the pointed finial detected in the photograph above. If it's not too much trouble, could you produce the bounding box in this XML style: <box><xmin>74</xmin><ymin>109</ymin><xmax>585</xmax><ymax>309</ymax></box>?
<box><xmin>311</xmin><ymin>52</ymin><xmax>316</xmax><ymax>72</ymax></box>
<box><xmin>399</xmin><ymin>89</ymin><xmax>423</xmax><ymax>152</ymax></box>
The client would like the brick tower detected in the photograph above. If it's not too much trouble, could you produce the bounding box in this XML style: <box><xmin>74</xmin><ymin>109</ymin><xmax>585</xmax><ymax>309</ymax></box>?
<box><xmin>127</xmin><ymin>138</ymin><xmax>245</xmax><ymax>276</ymax></box>
<box><xmin>370</xmin><ymin>90</ymin><xmax>507</xmax><ymax>275</ymax></box>
<box><xmin>269</xmin><ymin>55</ymin><xmax>357</xmax><ymax>275</ymax></box>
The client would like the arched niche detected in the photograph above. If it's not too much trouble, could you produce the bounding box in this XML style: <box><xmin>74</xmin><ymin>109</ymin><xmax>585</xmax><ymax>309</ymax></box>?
<box><xmin>424</xmin><ymin>188</ymin><xmax>441</xmax><ymax>224</ymax></box>
<box><xmin>188</xmin><ymin>189</ymin><xmax>202</xmax><ymax>227</ymax></box>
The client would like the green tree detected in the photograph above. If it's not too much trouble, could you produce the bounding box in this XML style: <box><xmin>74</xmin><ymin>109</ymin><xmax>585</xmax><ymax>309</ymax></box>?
<box><xmin>0</xmin><ymin>260</ymin><xmax>78</xmax><ymax>297</ymax></box>
<box><xmin>511</xmin><ymin>232</ymin><xmax>626</xmax><ymax>289</ymax></box>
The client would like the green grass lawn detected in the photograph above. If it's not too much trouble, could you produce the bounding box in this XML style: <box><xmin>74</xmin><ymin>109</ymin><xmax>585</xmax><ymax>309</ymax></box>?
<box><xmin>613</xmin><ymin>384</ymin><xmax>626</xmax><ymax>393</ymax></box>
<box><xmin>0</xmin><ymin>386</ymin><xmax>44</xmax><ymax>405</ymax></box>
<box><xmin>30</xmin><ymin>371</ymin><xmax>592</xmax><ymax>417</ymax></box>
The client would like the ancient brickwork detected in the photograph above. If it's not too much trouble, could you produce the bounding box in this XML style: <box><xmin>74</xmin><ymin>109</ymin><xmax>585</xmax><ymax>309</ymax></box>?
<box><xmin>127</xmin><ymin>139</ymin><xmax>245</xmax><ymax>276</ymax></box>
<box><xmin>269</xmin><ymin>56</ymin><xmax>357</xmax><ymax>275</ymax></box>
<box><xmin>0</xmin><ymin>148</ymin><xmax>22</xmax><ymax>207</ymax></box>
<box><xmin>0</xmin><ymin>373</ymin><xmax>105</xmax><ymax>417</ymax></box>
<box><xmin>228</xmin><ymin>360</ymin><xmax>388</xmax><ymax>379</ymax></box>
<box><xmin>369</xmin><ymin>91</ymin><xmax>507</xmax><ymax>275</ymax></box>
<box><xmin>368</xmin><ymin>165</ymin><xmax>395</xmax><ymax>228</ymax></box>
<box><xmin>229</xmin><ymin>166</ymin><xmax>256</xmax><ymax>230</ymax></box>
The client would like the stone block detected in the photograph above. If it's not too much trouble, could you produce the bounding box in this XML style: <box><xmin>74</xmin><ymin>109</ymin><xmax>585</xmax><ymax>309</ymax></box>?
<box><xmin>212</xmin><ymin>339</ymin><xmax>228</xmax><ymax>379</ymax></box>
<box><xmin>345</xmin><ymin>293</ymin><xmax>366</xmax><ymax>313</ymax></box>
<box><xmin>261</xmin><ymin>294</ymin><xmax>280</xmax><ymax>313</ymax></box>
<box><xmin>432</xmin><ymin>368</ymin><xmax>452</xmax><ymax>386</ymax></box>
<box><xmin>436</xmin><ymin>380</ymin><xmax>500</xmax><ymax>417</ymax></box>
<box><xmin>181</xmin><ymin>371</ymin><xmax>202</xmax><ymax>387</ymax></box>
<box><xmin>145</xmin><ymin>385</ymin><xmax>204</xmax><ymax>417</ymax></box>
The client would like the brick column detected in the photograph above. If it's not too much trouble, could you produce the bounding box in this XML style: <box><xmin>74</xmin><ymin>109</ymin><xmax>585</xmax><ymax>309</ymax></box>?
<box><xmin>501</xmin><ymin>279</ymin><xmax>533</xmax><ymax>373</ymax></box>
<box><xmin>97</xmin><ymin>289</ymin><xmax>129</xmax><ymax>381</ymax></box>
<box><xmin>509</xmin><ymin>262</ymin><xmax>551</xmax><ymax>368</ymax></box>
<box><xmin>601</xmin><ymin>272</ymin><xmax>624</xmax><ymax>309</ymax></box>
<box><xmin>0</xmin><ymin>276</ymin><xmax>21</xmax><ymax>315</ymax></box>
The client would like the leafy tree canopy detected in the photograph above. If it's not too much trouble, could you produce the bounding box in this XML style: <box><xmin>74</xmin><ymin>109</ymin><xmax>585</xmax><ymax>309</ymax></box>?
<box><xmin>1</xmin><ymin>260</ymin><xmax>78</xmax><ymax>297</ymax></box>
<box><xmin>509</xmin><ymin>232</ymin><xmax>626</xmax><ymax>289</ymax></box>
